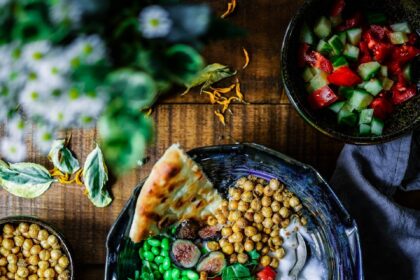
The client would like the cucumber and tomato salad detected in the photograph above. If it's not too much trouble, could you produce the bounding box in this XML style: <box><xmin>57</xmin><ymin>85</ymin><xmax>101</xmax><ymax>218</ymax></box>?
<box><xmin>299</xmin><ymin>0</ymin><xmax>419</xmax><ymax>136</ymax></box>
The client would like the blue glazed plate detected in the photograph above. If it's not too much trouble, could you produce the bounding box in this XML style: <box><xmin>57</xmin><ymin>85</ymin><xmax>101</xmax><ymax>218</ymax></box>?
<box><xmin>105</xmin><ymin>143</ymin><xmax>363</xmax><ymax>279</ymax></box>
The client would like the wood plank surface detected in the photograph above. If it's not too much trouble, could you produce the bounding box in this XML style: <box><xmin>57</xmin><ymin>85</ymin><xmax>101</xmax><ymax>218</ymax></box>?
<box><xmin>0</xmin><ymin>0</ymin><xmax>346</xmax><ymax>279</ymax></box>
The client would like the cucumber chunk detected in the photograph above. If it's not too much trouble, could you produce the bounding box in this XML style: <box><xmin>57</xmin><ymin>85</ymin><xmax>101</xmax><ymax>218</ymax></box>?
<box><xmin>346</xmin><ymin>28</ymin><xmax>362</xmax><ymax>45</ymax></box>
<box><xmin>381</xmin><ymin>77</ymin><xmax>394</xmax><ymax>91</ymax></box>
<box><xmin>390</xmin><ymin>22</ymin><xmax>411</xmax><ymax>33</ymax></box>
<box><xmin>328</xmin><ymin>35</ymin><xmax>344</xmax><ymax>55</ymax></box>
<box><xmin>338</xmin><ymin>32</ymin><xmax>347</xmax><ymax>45</ymax></box>
<box><xmin>338</xmin><ymin>105</ymin><xmax>357</xmax><ymax>127</ymax></box>
<box><xmin>316</xmin><ymin>40</ymin><xmax>333</xmax><ymax>56</ymax></box>
<box><xmin>332</xmin><ymin>56</ymin><xmax>348</xmax><ymax>70</ymax></box>
<box><xmin>363</xmin><ymin>79</ymin><xmax>383</xmax><ymax>96</ymax></box>
<box><xmin>329</xmin><ymin>101</ymin><xmax>346</xmax><ymax>113</ymax></box>
<box><xmin>359</xmin><ymin>108</ymin><xmax>374</xmax><ymax>124</ymax></box>
<box><xmin>371</xmin><ymin>117</ymin><xmax>384</xmax><ymax>136</ymax></box>
<box><xmin>389</xmin><ymin>32</ymin><xmax>408</xmax><ymax>45</ymax></box>
<box><xmin>358</xmin><ymin>61</ymin><xmax>381</xmax><ymax>81</ymax></box>
<box><xmin>359</xmin><ymin>124</ymin><xmax>371</xmax><ymax>136</ymax></box>
<box><xmin>300</xmin><ymin>22</ymin><xmax>315</xmax><ymax>45</ymax></box>
<box><xmin>403</xmin><ymin>63</ymin><xmax>412</xmax><ymax>82</ymax></box>
<box><xmin>338</xmin><ymin>87</ymin><xmax>354</xmax><ymax>99</ymax></box>
<box><xmin>314</xmin><ymin>17</ymin><xmax>331</xmax><ymax>39</ymax></box>
<box><xmin>343</xmin><ymin>44</ymin><xmax>360</xmax><ymax>61</ymax></box>
<box><xmin>309</xmin><ymin>72</ymin><xmax>329</xmax><ymax>92</ymax></box>
<box><xmin>302</xmin><ymin>67</ymin><xmax>315</xmax><ymax>82</ymax></box>
<box><xmin>330</xmin><ymin>15</ymin><xmax>343</xmax><ymax>27</ymax></box>
<box><xmin>380</xmin><ymin>66</ymin><xmax>388</xmax><ymax>77</ymax></box>
<box><xmin>348</xmin><ymin>89</ymin><xmax>374</xmax><ymax>110</ymax></box>
<box><xmin>366</xmin><ymin>11</ymin><xmax>387</xmax><ymax>25</ymax></box>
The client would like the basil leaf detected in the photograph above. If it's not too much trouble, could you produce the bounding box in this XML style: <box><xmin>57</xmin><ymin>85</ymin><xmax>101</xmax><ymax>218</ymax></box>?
<box><xmin>183</xmin><ymin>63</ymin><xmax>236</xmax><ymax>93</ymax></box>
<box><xmin>0</xmin><ymin>162</ymin><xmax>54</xmax><ymax>198</ymax></box>
<box><xmin>222</xmin><ymin>264</ymin><xmax>254</xmax><ymax>280</ymax></box>
<box><xmin>248</xmin><ymin>249</ymin><xmax>260</xmax><ymax>260</ymax></box>
<box><xmin>48</xmin><ymin>139</ymin><xmax>80</xmax><ymax>175</ymax></box>
<box><xmin>83</xmin><ymin>145</ymin><xmax>112</xmax><ymax>207</ymax></box>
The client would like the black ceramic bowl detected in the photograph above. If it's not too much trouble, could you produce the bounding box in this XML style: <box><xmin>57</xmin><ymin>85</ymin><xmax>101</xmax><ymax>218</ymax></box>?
<box><xmin>105</xmin><ymin>144</ymin><xmax>363</xmax><ymax>280</ymax></box>
<box><xmin>281</xmin><ymin>0</ymin><xmax>420</xmax><ymax>144</ymax></box>
<box><xmin>0</xmin><ymin>216</ymin><xmax>75</xmax><ymax>279</ymax></box>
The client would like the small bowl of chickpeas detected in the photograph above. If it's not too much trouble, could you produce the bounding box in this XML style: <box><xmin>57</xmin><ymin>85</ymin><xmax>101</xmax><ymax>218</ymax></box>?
<box><xmin>0</xmin><ymin>216</ymin><xmax>74</xmax><ymax>280</ymax></box>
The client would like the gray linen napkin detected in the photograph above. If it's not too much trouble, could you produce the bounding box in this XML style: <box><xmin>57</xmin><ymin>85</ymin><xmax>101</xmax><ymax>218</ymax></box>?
<box><xmin>330</xmin><ymin>131</ymin><xmax>420</xmax><ymax>280</ymax></box>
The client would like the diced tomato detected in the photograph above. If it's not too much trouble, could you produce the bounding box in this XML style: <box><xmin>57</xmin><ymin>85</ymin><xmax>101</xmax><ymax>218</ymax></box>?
<box><xmin>358</xmin><ymin>41</ymin><xmax>372</xmax><ymax>63</ymax></box>
<box><xmin>391</xmin><ymin>83</ymin><xmax>417</xmax><ymax>105</ymax></box>
<box><xmin>391</xmin><ymin>45</ymin><xmax>420</xmax><ymax>65</ymax></box>
<box><xmin>308</xmin><ymin>86</ymin><xmax>338</xmax><ymax>109</ymax></box>
<box><xmin>370</xmin><ymin>97</ymin><xmax>394</xmax><ymax>119</ymax></box>
<box><xmin>408</xmin><ymin>33</ymin><xmax>417</xmax><ymax>45</ymax></box>
<box><xmin>213</xmin><ymin>277</ymin><xmax>221</xmax><ymax>280</ymax></box>
<box><xmin>304</xmin><ymin>50</ymin><xmax>333</xmax><ymax>73</ymax></box>
<box><xmin>330</xmin><ymin>0</ymin><xmax>345</xmax><ymax>17</ymax></box>
<box><xmin>387</xmin><ymin>61</ymin><xmax>402</xmax><ymax>76</ymax></box>
<box><xmin>369</xmin><ymin>25</ymin><xmax>390</xmax><ymax>41</ymax></box>
<box><xmin>336</xmin><ymin>11</ymin><xmax>362</xmax><ymax>31</ymax></box>
<box><xmin>371</xmin><ymin>43</ymin><xmax>393</xmax><ymax>63</ymax></box>
<box><xmin>257</xmin><ymin>266</ymin><xmax>277</xmax><ymax>280</ymax></box>
<box><xmin>298</xmin><ymin>43</ymin><xmax>310</xmax><ymax>67</ymax></box>
<box><xmin>328</xmin><ymin>66</ymin><xmax>361</xmax><ymax>86</ymax></box>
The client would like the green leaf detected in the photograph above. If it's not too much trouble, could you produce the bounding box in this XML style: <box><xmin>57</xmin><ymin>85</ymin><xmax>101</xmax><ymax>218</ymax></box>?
<box><xmin>165</xmin><ymin>44</ymin><xmax>204</xmax><ymax>85</ymax></box>
<box><xmin>82</xmin><ymin>145</ymin><xmax>112</xmax><ymax>207</ymax></box>
<box><xmin>248</xmin><ymin>249</ymin><xmax>260</xmax><ymax>260</ymax></box>
<box><xmin>48</xmin><ymin>139</ymin><xmax>80</xmax><ymax>175</ymax></box>
<box><xmin>0</xmin><ymin>162</ymin><xmax>54</xmax><ymax>198</ymax></box>
<box><xmin>107</xmin><ymin>69</ymin><xmax>157</xmax><ymax>111</ymax></box>
<box><xmin>183</xmin><ymin>63</ymin><xmax>236</xmax><ymax>94</ymax></box>
<box><xmin>222</xmin><ymin>264</ymin><xmax>253</xmax><ymax>280</ymax></box>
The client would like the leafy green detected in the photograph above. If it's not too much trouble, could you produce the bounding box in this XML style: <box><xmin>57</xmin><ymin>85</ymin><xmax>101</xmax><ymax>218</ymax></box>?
<box><xmin>183</xmin><ymin>63</ymin><xmax>236</xmax><ymax>94</ymax></box>
<box><xmin>107</xmin><ymin>69</ymin><xmax>157</xmax><ymax>111</ymax></box>
<box><xmin>48</xmin><ymin>139</ymin><xmax>80</xmax><ymax>175</ymax></box>
<box><xmin>98</xmin><ymin>101</ymin><xmax>154</xmax><ymax>174</ymax></box>
<box><xmin>165</xmin><ymin>44</ymin><xmax>204</xmax><ymax>85</ymax></box>
<box><xmin>221</xmin><ymin>264</ymin><xmax>255</xmax><ymax>280</ymax></box>
<box><xmin>248</xmin><ymin>250</ymin><xmax>260</xmax><ymax>261</ymax></box>
<box><xmin>0</xmin><ymin>162</ymin><xmax>55</xmax><ymax>198</ymax></box>
<box><xmin>82</xmin><ymin>145</ymin><xmax>112</xmax><ymax>207</ymax></box>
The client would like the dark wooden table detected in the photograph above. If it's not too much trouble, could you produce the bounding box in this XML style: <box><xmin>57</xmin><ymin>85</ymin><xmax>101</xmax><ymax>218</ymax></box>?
<box><xmin>0</xmin><ymin>0</ymin><xmax>346</xmax><ymax>278</ymax></box>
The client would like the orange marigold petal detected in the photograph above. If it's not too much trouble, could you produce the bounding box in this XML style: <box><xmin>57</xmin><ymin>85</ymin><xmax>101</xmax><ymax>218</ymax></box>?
<box><xmin>242</xmin><ymin>48</ymin><xmax>250</xmax><ymax>69</ymax></box>
<box><xmin>214</xmin><ymin>110</ymin><xmax>226</xmax><ymax>125</ymax></box>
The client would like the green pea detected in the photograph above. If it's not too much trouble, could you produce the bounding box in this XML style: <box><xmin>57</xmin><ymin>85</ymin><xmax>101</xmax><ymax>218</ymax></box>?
<box><xmin>164</xmin><ymin>270</ymin><xmax>172</xmax><ymax>280</ymax></box>
<box><xmin>162</xmin><ymin>258</ymin><xmax>171</xmax><ymax>270</ymax></box>
<box><xmin>138</xmin><ymin>248</ymin><xmax>145</xmax><ymax>260</ymax></box>
<box><xmin>153</xmin><ymin>271</ymin><xmax>161</xmax><ymax>279</ymax></box>
<box><xmin>159</xmin><ymin>264</ymin><xmax>166</xmax><ymax>274</ymax></box>
<box><xmin>181</xmin><ymin>277</ymin><xmax>189</xmax><ymax>280</ymax></box>
<box><xmin>150</xmin><ymin>262</ymin><xmax>158</xmax><ymax>271</ymax></box>
<box><xmin>161</xmin><ymin>250</ymin><xmax>169</xmax><ymax>257</ymax></box>
<box><xmin>161</xmin><ymin>238</ymin><xmax>170</xmax><ymax>250</ymax></box>
<box><xmin>143</xmin><ymin>251</ymin><xmax>155</xmax><ymax>261</ymax></box>
<box><xmin>155</xmin><ymin>256</ymin><xmax>165</xmax><ymax>264</ymax></box>
<box><xmin>185</xmin><ymin>270</ymin><xmax>199</xmax><ymax>280</ymax></box>
<box><xmin>143</xmin><ymin>241</ymin><xmax>151</xmax><ymax>251</ymax></box>
<box><xmin>148</xmin><ymin>238</ymin><xmax>161</xmax><ymax>247</ymax></box>
<box><xmin>151</xmin><ymin>246</ymin><xmax>160</xmax><ymax>256</ymax></box>
<box><xmin>171</xmin><ymin>268</ymin><xmax>181</xmax><ymax>279</ymax></box>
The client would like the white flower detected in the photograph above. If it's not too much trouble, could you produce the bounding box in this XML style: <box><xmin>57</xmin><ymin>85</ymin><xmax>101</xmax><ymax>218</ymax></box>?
<box><xmin>65</xmin><ymin>35</ymin><xmax>106</xmax><ymax>66</ymax></box>
<box><xmin>0</xmin><ymin>137</ymin><xmax>27</xmax><ymax>163</ymax></box>
<box><xmin>6</xmin><ymin>115</ymin><xmax>26</xmax><ymax>140</ymax></box>
<box><xmin>19</xmin><ymin>83</ymin><xmax>48</xmax><ymax>116</ymax></box>
<box><xmin>139</xmin><ymin>5</ymin><xmax>172</xmax><ymax>39</ymax></box>
<box><xmin>50</xmin><ymin>0</ymin><xmax>82</xmax><ymax>27</ymax></box>
<box><xmin>44</xmin><ymin>99</ymin><xmax>75</xmax><ymax>128</ymax></box>
<box><xmin>21</xmin><ymin>41</ymin><xmax>52</xmax><ymax>71</ymax></box>
<box><xmin>34</xmin><ymin>125</ymin><xmax>55</xmax><ymax>154</ymax></box>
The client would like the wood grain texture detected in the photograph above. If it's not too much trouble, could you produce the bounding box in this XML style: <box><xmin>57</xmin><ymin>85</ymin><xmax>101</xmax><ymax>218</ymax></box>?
<box><xmin>0</xmin><ymin>0</ymin><xmax>345</xmax><ymax>278</ymax></box>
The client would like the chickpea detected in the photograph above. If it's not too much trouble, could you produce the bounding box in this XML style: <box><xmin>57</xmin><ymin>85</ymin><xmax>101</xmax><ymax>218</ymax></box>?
<box><xmin>38</xmin><ymin>260</ymin><xmax>49</xmax><ymax>270</ymax></box>
<box><xmin>250</xmin><ymin>199</ymin><xmax>261</xmax><ymax>212</ymax></box>
<box><xmin>236</xmin><ymin>177</ymin><xmax>247</xmax><ymax>187</ymax></box>
<box><xmin>44</xmin><ymin>268</ymin><xmax>55</xmax><ymax>278</ymax></box>
<box><xmin>244</xmin><ymin>211</ymin><xmax>254</xmax><ymax>222</ymax></box>
<box><xmin>283</xmin><ymin>199</ymin><xmax>290</xmax><ymax>208</ymax></box>
<box><xmin>255</xmin><ymin>223</ymin><xmax>263</xmax><ymax>231</ymax></box>
<box><xmin>28</xmin><ymin>265</ymin><xmax>37</xmax><ymax>274</ymax></box>
<box><xmin>22</xmin><ymin>250</ymin><xmax>31</xmax><ymax>258</ymax></box>
<box><xmin>2</xmin><ymin>225</ymin><xmax>14</xmax><ymax>236</ymax></box>
<box><xmin>229</xmin><ymin>254</ymin><xmax>238</xmax><ymax>264</ymax></box>
<box><xmin>273</xmin><ymin>191</ymin><xmax>283</xmax><ymax>202</ymax></box>
<box><xmin>237</xmin><ymin>201</ymin><xmax>249</xmax><ymax>212</ymax></box>
<box><xmin>207</xmin><ymin>241</ymin><xmax>219</xmax><ymax>251</ymax></box>
<box><xmin>300</xmin><ymin>217</ymin><xmax>308</xmax><ymax>226</ymax></box>
<box><xmin>254</xmin><ymin>184</ymin><xmax>264</xmax><ymax>196</ymax></box>
<box><xmin>28</xmin><ymin>225</ymin><xmax>40</xmax><ymax>239</ymax></box>
<box><xmin>221</xmin><ymin>227</ymin><xmax>232</xmax><ymax>237</ymax></box>
<box><xmin>244</xmin><ymin>240</ymin><xmax>254</xmax><ymax>252</ymax></box>
<box><xmin>233</xmin><ymin>242</ymin><xmax>244</xmax><ymax>254</ymax></box>
<box><xmin>270</xmin><ymin>227</ymin><xmax>279</xmax><ymax>237</ymax></box>
<box><xmin>46</xmin><ymin>235</ymin><xmax>58</xmax><ymax>247</ymax></box>
<box><xmin>236</xmin><ymin>218</ymin><xmax>248</xmax><ymax>229</ymax></box>
<box><xmin>54</xmin><ymin>264</ymin><xmax>64</xmax><ymax>274</ymax></box>
<box><xmin>253</xmin><ymin>213</ymin><xmax>264</xmax><ymax>224</ymax></box>
<box><xmin>263</xmin><ymin>227</ymin><xmax>271</xmax><ymax>235</ymax></box>
<box><xmin>30</xmin><ymin>245</ymin><xmax>42</xmax><ymax>256</ymax></box>
<box><xmin>251</xmin><ymin>234</ymin><xmax>261</xmax><ymax>242</ymax></box>
<box><xmin>270</xmin><ymin>201</ymin><xmax>280</xmax><ymax>212</ymax></box>
<box><xmin>289</xmin><ymin>196</ymin><xmax>300</xmax><ymax>208</ymax></box>
<box><xmin>219</xmin><ymin>239</ymin><xmax>229</xmax><ymax>248</ymax></box>
<box><xmin>221</xmin><ymin>200</ymin><xmax>229</xmax><ymax>208</ymax></box>
<box><xmin>50</xmin><ymin>259</ymin><xmax>58</xmax><ymax>267</ymax></box>
<box><xmin>28</xmin><ymin>275</ymin><xmax>38</xmax><ymax>280</ymax></box>
<box><xmin>247</xmin><ymin>175</ymin><xmax>257</xmax><ymax>181</ymax></box>
<box><xmin>17</xmin><ymin>224</ymin><xmax>29</xmax><ymax>234</ymax></box>
<box><xmin>2</xmin><ymin>239</ymin><xmax>13</xmax><ymax>251</ymax></box>
<box><xmin>229</xmin><ymin>211</ymin><xmax>242</xmax><ymax>222</ymax></box>
<box><xmin>0</xmin><ymin>267</ymin><xmax>5</xmax><ymax>275</ymax></box>
<box><xmin>22</xmin><ymin>239</ymin><xmax>33</xmax><ymax>251</ymax></box>
<box><xmin>269</xmin><ymin>179</ymin><xmax>280</xmax><ymax>191</ymax></box>
<box><xmin>0</xmin><ymin>258</ymin><xmax>5</xmax><ymax>266</ymax></box>
<box><xmin>275</xmin><ymin>248</ymin><xmax>286</xmax><ymax>259</ymax></box>
<box><xmin>37</xmin><ymin>268</ymin><xmax>45</xmax><ymax>278</ymax></box>
<box><xmin>261</xmin><ymin>196</ymin><xmax>271</xmax><ymax>207</ymax></box>
<box><xmin>243</xmin><ymin>181</ymin><xmax>254</xmax><ymax>192</ymax></box>
<box><xmin>262</xmin><ymin>235</ymin><xmax>269</xmax><ymax>243</ymax></box>
<box><xmin>16</xmin><ymin>267</ymin><xmax>29</xmax><ymax>278</ymax></box>
<box><xmin>39</xmin><ymin>250</ymin><xmax>50</xmax><ymax>261</ymax></box>
<box><xmin>256</xmin><ymin>242</ymin><xmax>263</xmax><ymax>251</ymax></box>
<box><xmin>229</xmin><ymin>188</ymin><xmax>242</xmax><ymax>201</ymax></box>
<box><xmin>7</xmin><ymin>263</ymin><xmax>17</xmax><ymax>273</ymax></box>
<box><xmin>232</xmin><ymin>224</ymin><xmax>241</xmax><ymax>233</ymax></box>
<box><xmin>6</xmin><ymin>272</ymin><xmax>14</xmax><ymax>279</ymax></box>
<box><xmin>222</xmin><ymin>243</ymin><xmax>234</xmax><ymax>255</ymax></box>
<box><xmin>215</xmin><ymin>214</ymin><xmax>227</xmax><ymax>225</ymax></box>
<box><xmin>199</xmin><ymin>271</ymin><xmax>207</xmax><ymax>280</ymax></box>
<box><xmin>272</xmin><ymin>213</ymin><xmax>281</xmax><ymax>225</ymax></box>
<box><xmin>244</xmin><ymin>226</ymin><xmax>257</xmax><ymax>237</ymax></box>
<box><xmin>10</xmin><ymin>247</ymin><xmax>19</xmax><ymax>254</ymax></box>
<box><xmin>261</xmin><ymin>207</ymin><xmax>273</xmax><ymax>218</ymax></box>
<box><xmin>270</xmin><ymin>257</ymin><xmax>279</xmax><ymax>269</ymax></box>
<box><xmin>260</xmin><ymin>255</ymin><xmax>271</xmax><ymax>267</ymax></box>
<box><xmin>13</xmin><ymin>236</ymin><xmax>24</xmax><ymax>248</ymax></box>
<box><xmin>6</xmin><ymin>254</ymin><xmax>17</xmax><ymax>264</ymax></box>
<box><xmin>262</xmin><ymin>218</ymin><xmax>273</xmax><ymax>229</ymax></box>
<box><xmin>279</xmin><ymin>207</ymin><xmax>290</xmax><ymax>218</ymax></box>
<box><xmin>37</xmin><ymin>230</ymin><xmax>49</xmax><ymax>241</ymax></box>
<box><xmin>237</xmin><ymin>253</ymin><xmax>248</xmax><ymax>264</ymax></box>
<box><xmin>263</xmin><ymin>186</ymin><xmax>274</xmax><ymax>197</ymax></box>
<box><xmin>228</xmin><ymin>200</ymin><xmax>238</xmax><ymax>210</ymax></box>
<box><xmin>241</xmin><ymin>191</ymin><xmax>253</xmax><ymax>203</ymax></box>
<box><xmin>28</xmin><ymin>255</ymin><xmax>39</xmax><ymax>266</ymax></box>
<box><xmin>229</xmin><ymin>232</ymin><xmax>243</xmax><ymax>243</ymax></box>
<box><xmin>261</xmin><ymin>246</ymin><xmax>270</xmax><ymax>255</ymax></box>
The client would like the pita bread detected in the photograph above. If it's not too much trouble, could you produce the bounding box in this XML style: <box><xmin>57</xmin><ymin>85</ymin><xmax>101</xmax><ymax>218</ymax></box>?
<box><xmin>129</xmin><ymin>144</ymin><xmax>222</xmax><ymax>243</ymax></box>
